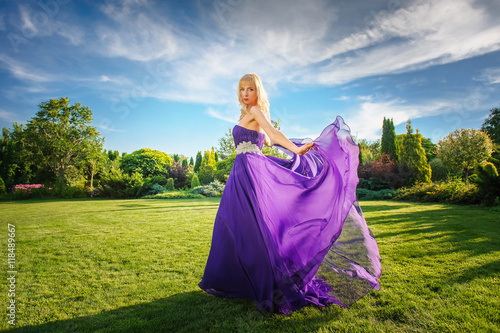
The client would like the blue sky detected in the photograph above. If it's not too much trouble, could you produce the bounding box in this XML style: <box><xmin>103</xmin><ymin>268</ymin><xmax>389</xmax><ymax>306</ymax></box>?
<box><xmin>0</xmin><ymin>0</ymin><xmax>499</xmax><ymax>159</ymax></box>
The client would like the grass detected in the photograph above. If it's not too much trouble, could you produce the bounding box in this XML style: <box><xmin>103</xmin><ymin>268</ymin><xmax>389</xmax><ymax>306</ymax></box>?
<box><xmin>0</xmin><ymin>199</ymin><xmax>498</xmax><ymax>332</ymax></box>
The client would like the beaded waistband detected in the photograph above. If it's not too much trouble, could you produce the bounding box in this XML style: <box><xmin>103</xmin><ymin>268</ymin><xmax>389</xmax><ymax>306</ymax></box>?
<box><xmin>236</xmin><ymin>141</ymin><xmax>262</xmax><ymax>155</ymax></box>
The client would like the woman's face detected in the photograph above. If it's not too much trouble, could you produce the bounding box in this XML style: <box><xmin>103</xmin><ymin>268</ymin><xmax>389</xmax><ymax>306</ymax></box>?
<box><xmin>240</xmin><ymin>83</ymin><xmax>257</xmax><ymax>108</ymax></box>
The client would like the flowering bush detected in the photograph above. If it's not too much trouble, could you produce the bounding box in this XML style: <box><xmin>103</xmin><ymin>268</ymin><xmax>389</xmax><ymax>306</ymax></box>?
<box><xmin>10</xmin><ymin>184</ymin><xmax>53</xmax><ymax>199</ymax></box>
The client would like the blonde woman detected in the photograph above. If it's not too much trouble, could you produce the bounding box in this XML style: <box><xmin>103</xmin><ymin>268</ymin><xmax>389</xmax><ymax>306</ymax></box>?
<box><xmin>199</xmin><ymin>73</ymin><xmax>381</xmax><ymax>315</ymax></box>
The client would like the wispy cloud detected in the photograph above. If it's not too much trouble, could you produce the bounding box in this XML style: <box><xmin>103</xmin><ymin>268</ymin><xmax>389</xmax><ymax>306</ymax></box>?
<box><xmin>0</xmin><ymin>109</ymin><xmax>20</xmax><ymax>123</ymax></box>
<box><xmin>475</xmin><ymin>67</ymin><xmax>500</xmax><ymax>85</ymax></box>
<box><xmin>205</xmin><ymin>107</ymin><xmax>238</xmax><ymax>123</ymax></box>
<box><xmin>343</xmin><ymin>98</ymin><xmax>457</xmax><ymax>140</ymax></box>
<box><xmin>98</xmin><ymin>123</ymin><xmax>125</xmax><ymax>133</ymax></box>
<box><xmin>0</xmin><ymin>54</ymin><xmax>53</xmax><ymax>82</ymax></box>
<box><xmin>17</xmin><ymin>4</ymin><xmax>84</xmax><ymax>46</ymax></box>
<box><xmin>96</xmin><ymin>1</ymin><xmax>184</xmax><ymax>62</ymax></box>
<box><xmin>301</xmin><ymin>0</ymin><xmax>500</xmax><ymax>85</ymax></box>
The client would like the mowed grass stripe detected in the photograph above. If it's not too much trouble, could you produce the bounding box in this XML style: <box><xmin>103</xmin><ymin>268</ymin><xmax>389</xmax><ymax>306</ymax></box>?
<box><xmin>0</xmin><ymin>199</ymin><xmax>498</xmax><ymax>332</ymax></box>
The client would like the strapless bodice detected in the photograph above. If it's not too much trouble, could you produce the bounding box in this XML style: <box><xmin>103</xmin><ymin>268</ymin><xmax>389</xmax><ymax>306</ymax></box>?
<box><xmin>232</xmin><ymin>125</ymin><xmax>265</xmax><ymax>154</ymax></box>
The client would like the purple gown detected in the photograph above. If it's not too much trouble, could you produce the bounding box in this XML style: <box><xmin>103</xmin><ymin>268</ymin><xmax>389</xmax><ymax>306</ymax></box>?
<box><xmin>198</xmin><ymin>116</ymin><xmax>381</xmax><ymax>315</ymax></box>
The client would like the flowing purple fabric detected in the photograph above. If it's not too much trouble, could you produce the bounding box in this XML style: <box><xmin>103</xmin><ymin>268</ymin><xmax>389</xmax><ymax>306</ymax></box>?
<box><xmin>198</xmin><ymin>116</ymin><xmax>381</xmax><ymax>315</ymax></box>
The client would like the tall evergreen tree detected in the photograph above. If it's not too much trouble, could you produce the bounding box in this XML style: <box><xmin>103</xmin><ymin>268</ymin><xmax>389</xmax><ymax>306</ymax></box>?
<box><xmin>181</xmin><ymin>159</ymin><xmax>188</xmax><ymax>168</ymax></box>
<box><xmin>381</xmin><ymin>117</ymin><xmax>398</xmax><ymax>161</ymax></box>
<box><xmin>198</xmin><ymin>149</ymin><xmax>216</xmax><ymax>184</ymax></box>
<box><xmin>194</xmin><ymin>151</ymin><xmax>202</xmax><ymax>173</ymax></box>
<box><xmin>189</xmin><ymin>156</ymin><xmax>194</xmax><ymax>166</ymax></box>
<box><xmin>400</xmin><ymin>120</ymin><xmax>431</xmax><ymax>184</ymax></box>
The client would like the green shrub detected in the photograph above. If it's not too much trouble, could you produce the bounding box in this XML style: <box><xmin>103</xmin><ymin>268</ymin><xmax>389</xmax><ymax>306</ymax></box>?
<box><xmin>97</xmin><ymin>169</ymin><xmax>144</xmax><ymax>198</ymax></box>
<box><xmin>358</xmin><ymin>177</ymin><xmax>390</xmax><ymax>191</ymax></box>
<box><xmin>191</xmin><ymin>175</ymin><xmax>201</xmax><ymax>188</ymax></box>
<box><xmin>142</xmin><ymin>176</ymin><xmax>168</xmax><ymax>195</ymax></box>
<box><xmin>166</xmin><ymin>178</ymin><xmax>175</xmax><ymax>191</ymax></box>
<box><xmin>471</xmin><ymin>162</ymin><xmax>500</xmax><ymax>206</ymax></box>
<box><xmin>429</xmin><ymin>158</ymin><xmax>448</xmax><ymax>182</ymax></box>
<box><xmin>356</xmin><ymin>188</ymin><xmax>396</xmax><ymax>200</ymax></box>
<box><xmin>191</xmin><ymin>180</ymin><xmax>225</xmax><ymax>197</ymax></box>
<box><xmin>394</xmin><ymin>178</ymin><xmax>480</xmax><ymax>205</ymax></box>
<box><xmin>146</xmin><ymin>183</ymin><xmax>166</xmax><ymax>196</ymax></box>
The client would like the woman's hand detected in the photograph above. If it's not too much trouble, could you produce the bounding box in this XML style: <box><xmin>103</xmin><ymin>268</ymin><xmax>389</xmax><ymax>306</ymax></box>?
<box><xmin>296</xmin><ymin>142</ymin><xmax>314</xmax><ymax>155</ymax></box>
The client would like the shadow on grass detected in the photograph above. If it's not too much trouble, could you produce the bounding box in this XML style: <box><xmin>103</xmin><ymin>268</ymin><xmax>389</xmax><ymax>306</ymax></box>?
<box><xmin>366</xmin><ymin>202</ymin><xmax>500</xmax><ymax>285</ymax></box>
<box><xmin>11</xmin><ymin>291</ymin><xmax>338</xmax><ymax>333</ymax></box>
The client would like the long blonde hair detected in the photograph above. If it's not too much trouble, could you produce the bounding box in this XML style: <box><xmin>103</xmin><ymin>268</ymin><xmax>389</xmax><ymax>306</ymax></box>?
<box><xmin>238</xmin><ymin>73</ymin><xmax>270</xmax><ymax>122</ymax></box>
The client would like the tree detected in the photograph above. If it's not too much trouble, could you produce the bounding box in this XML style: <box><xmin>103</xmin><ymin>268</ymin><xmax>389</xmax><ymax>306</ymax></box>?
<box><xmin>399</xmin><ymin>120</ymin><xmax>431</xmax><ymax>184</ymax></box>
<box><xmin>216</xmin><ymin>129</ymin><xmax>236</xmax><ymax>160</ymax></box>
<box><xmin>356</xmin><ymin>138</ymin><xmax>375</xmax><ymax>166</ymax></box>
<box><xmin>194</xmin><ymin>151</ymin><xmax>202</xmax><ymax>173</ymax></box>
<box><xmin>120</xmin><ymin>148</ymin><xmax>173</xmax><ymax>178</ymax></box>
<box><xmin>420</xmin><ymin>137</ymin><xmax>437</xmax><ymax>162</ymax></box>
<box><xmin>22</xmin><ymin>98</ymin><xmax>104</xmax><ymax>186</ymax></box>
<box><xmin>169</xmin><ymin>160</ymin><xmax>188</xmax><ymax>189</ymax></box>
<box><xmin>198</xmin><ymin>148</ymin><xmax>216</xmax><ymax>185</ymax></box>
<box><xmin>181</xmin><ymin>159</ymin><xmax>188</xmax><ymax>168</ymax></box>
<box><xmin>214</xmin><ymin>153</ymin><xmax>236</xmax><ymax>183</ymax></box>
<box><xmin>0</xmin><ymin>123</ymin><xmax>35</xmax><ymax>188</ymax></box>
<box><xmin>429</xmin><ymin>158</ymin><xmax>448</xmax><ymax>182</ymax></box>
<box><xmin>437</xmin><ymin>128</ymin><xmax>494</xmax><ymax>180</ymax></box>
<box><xmin>83</xmin><ymin>142</ymin><xmax>105</xmax><ymax>190</ymax></box>
<box><xmin>397</xmin><ymin>134</ymin><xmax>436</xmax><ymax>163</ymax></box>
<box><xmin>189</xmin><ymin>157</ymin><xmax>194</xmax><ymax>166</ymax></box>
<box><xmin>107</xmin><ymin>150</ymin><xmax>120</xmax><ymax>161</ymax></box>
<box><xmin>481</xmin><ymin>107</ymin><xmax>500</xmax><ymax>143</ymax></box>
<box><xmin>381</xmin><ymin>117</ymin><xmax>398</xmax><ymax>161</ymax></box>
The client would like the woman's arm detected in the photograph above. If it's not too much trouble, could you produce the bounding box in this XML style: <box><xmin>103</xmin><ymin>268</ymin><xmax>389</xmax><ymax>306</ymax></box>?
<box><xmin>248</xmin><ymin>106</ymin><xmax>313</xmax><ymax>155</ymax></box>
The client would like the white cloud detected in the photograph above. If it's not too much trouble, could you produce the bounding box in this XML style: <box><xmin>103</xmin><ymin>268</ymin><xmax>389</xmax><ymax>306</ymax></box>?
<box><xmin>301</xmin><ymin>0</ymin><xmax>500</xmax><ymax>85</ymax></box>
<box><xmin>148</xmin><ymin>0</ymin><xmax>500</xmax><ymax>105</ymax></box>
<box><xmin>17</xmin><ymin>4</ymin><xmax>84</xmax><ymax>46</ymax></box>
<box><xmin>0</xmin><ymin>109</ymin><xmax>18</xmax><ymax>122</ymax></box>
<box><xmin>205</xmin><ymin>107</ymin><xmax>238</xmax><ymax>123</ymax></box>
<box><xmin>96</xmin><ymin>1</ymin><xmax>183</xmax><ymax>62</ymax></box>
<box><xmin>356</xmin><ymin>95</ymin><xmax>373</xmax><ymax>101</ymax></box>
<box><xmin>4</xmin><ymin>0</ymin><xmax>500</xmax><ymax>111</ymax></box>
<box><xmin>343</xmin><ymin>98</ymin><xmax>457</xmax><ymax>140</ymax></box>
<box><xmin>476</xmin><ymin>67</ymin><xmax>500</xmax><ymax>85</ymax></box>
<box><xmin>0</xmin><ymin>54</ymin><xmax>53</xmax><ymax>82</ymax></box>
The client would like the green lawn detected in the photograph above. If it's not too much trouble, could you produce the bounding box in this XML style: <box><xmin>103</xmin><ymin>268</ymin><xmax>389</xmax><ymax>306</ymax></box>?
<box><xmin>0</xmin><ymin>199</ymin><xmax>498</xmax><ymax>332</ymax></box>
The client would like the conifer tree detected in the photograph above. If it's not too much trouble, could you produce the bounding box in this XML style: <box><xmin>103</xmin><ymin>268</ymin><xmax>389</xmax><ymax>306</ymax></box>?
<box><xmin>381</xmin><ymin>117</ymin><xmax>398</xmax><ymax>161</ymax></box>
<box><xmin>194</xmin><ymin>151</ymin><xmax>202</xmax><ymax>173</ymax></box>
<box><xmin>191</xmin><ymin>174</ymin><xmax>201</xmax><ymax>188</ymax></box>
<box><xmin>198</xmin><ymin>149</ymin><xmax>217</xmax><ymax>185</ymax></box>
<box><xmin>400</xmin><ymin>120</ymin><xmax>431</xmax><ymax>184</ymax></box>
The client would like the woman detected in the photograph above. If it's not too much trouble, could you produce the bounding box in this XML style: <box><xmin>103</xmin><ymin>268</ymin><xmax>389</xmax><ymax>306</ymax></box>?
<box><xmin>199</xmin><ymin>73</ymin><xmax>381</xmax><ymax>315</ymax></box>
